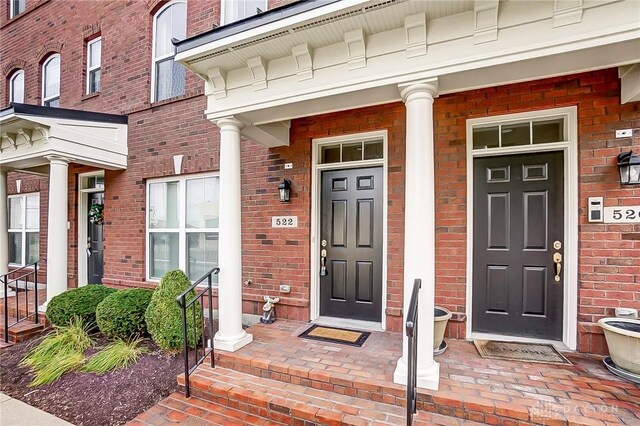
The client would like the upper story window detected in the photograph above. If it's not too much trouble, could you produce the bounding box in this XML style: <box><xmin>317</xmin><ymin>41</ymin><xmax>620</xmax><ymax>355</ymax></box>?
<box><xmin>42</xmin><ymin>54</ymin><xmax>60</xmax><ymax>107</ymax></box>
<box><xmin>9</xmin><ymin>69</ymin><xmax>24</xmax><ymax>103</ymax></box>
<box><xmin>86</xmin><ymin>37</ymin><xmax>101</xmax><ymax>94</ymax></box>
<box><xmin>9</xmin><ymin>0</ymin><xmax>25</xmax><ymax>18</ymax></box>
<box><xmin>221</xmin><ymin>0</ymin><xmax>266</xmax><ymax>25</ymax></box>
<box><xmin>8</xmin><ymin>193</ymin><xmax>40</xmax><ymax>266</ymax></box>
<box><xmin>152</xmin><ymin>1</ymin><xmax>186</xmax><ymax>102</ymax></box>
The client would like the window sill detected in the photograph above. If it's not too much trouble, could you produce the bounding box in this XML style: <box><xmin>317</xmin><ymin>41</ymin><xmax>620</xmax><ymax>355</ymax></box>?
<box><xmin>82</xmin><ymin>92</ymin><xmax>100</xmax><ymax>101</ymax></box>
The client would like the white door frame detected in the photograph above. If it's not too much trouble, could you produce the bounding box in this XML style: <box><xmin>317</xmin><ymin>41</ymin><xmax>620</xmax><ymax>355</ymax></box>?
<box><xmin>77</xmin><ymin>171</ymin><xmax>105</xmax><ymax>287</ymax></box>
<box><xmin>310</xmin><ymin>130</ymin><xmax>388</xmax><ymax>330</ymax></box>
<box><xmin>465</xmin><ymin>106</ymin><xmax>578</xmax><ymax>350</ymax></box>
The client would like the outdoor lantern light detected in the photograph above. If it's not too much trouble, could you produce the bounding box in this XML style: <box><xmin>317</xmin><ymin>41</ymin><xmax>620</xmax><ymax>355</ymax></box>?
<box><xmin>617</xmin><ymin>151</ymin><xmax>640</xmax><ymax>185</ymax></box>
<box><xmin>278</xmin><ymin>179</ymin><xmax>291</xmax><ymax>202</ymax></box>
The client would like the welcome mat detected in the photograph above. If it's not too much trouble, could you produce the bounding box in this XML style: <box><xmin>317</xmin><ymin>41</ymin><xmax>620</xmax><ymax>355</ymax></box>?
<box><xmin>298</xmin><ymin>324</ymin><xmax>370</xmax><ymax>347</ymax></box>
<box><xmin>474</xmin><ymin>340</ymin><xmax>572</xmax><ymax>365</ymax></box>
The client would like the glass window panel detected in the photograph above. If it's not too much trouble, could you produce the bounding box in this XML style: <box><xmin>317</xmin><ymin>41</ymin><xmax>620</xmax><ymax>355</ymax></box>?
<box><xmin>149</xmin><ymin>233</ymin><xmax>179</xmax><ymax>279</ymax></box>
<box><xmin>25</xmin><ymin>195</ymin><xmax>39</xmax><ymax>229</ymax></box>
<box><xmin>155</xmin><ymin>7</ymin><xmax>173</xmax><ymax>57</ymax></box>
<box><xmin>533</xmin><ymin>119</ymin><xmax>564</xmax><ymax>144</ymax></box>
<box><xmin>9</xmin><ymin>233</ymin><xmax>22</xmax><ymax>264</ymax></box>
<box><xmin>45</xmin><ymin>98</ymin><xmax>60</xmax><ymax>107</ymax></box>
<box><xmin>9</xmin><ymin>198</ymin><xmax>23</xmax><ymax>229</ymax></box>
<box><xmin>246</xmin><ymin>0</ymin><xmax>265</xmax><ymax>17</ymax></box>
<box><xmin>321</xmin><ymin>145</ymin><xmax>340</xmax><ymax>164</ymax></box>
<box><xmin>364</xmin><ymin>140</ymin><xmax>383</xmax><ymax>160</ymax></box>
<box><xmin>27</xmin><ymin>233</ymin><xmax>39</xmax><ymax>264</ymax></box>
<box><xmin>501</xmin><ymin>123</ymin><xmax>530</xmax><ymax>147</ymax></box>
<box><xmin>89</xmin><ymin>39</ymin><xmax>101</xmax><ymax>68</ymax></box>
<box><xmin>473</xmin><ymin>126</ymin><xmax>499</xmax><ymax>149</ymax></box>
<box><xmin>44</xmin><ymin>56</ymin><xmax>60</xmax><ymax>99</ymax></box>
<box><xmin>10</xmin><ymin>71</ymin><xmax>24</xmax><ymax>103</ymax></box>
<box><xmin>149</xmin><ymin>181</ymin><xmax>179</xmax><ymax>228</ymax></box>
<box><xmin>342</xmin><ymin>142</ymin><xmax>363</xmax><ymax>162</ymax></box>
<box><xmin>155</xmin><ymin>59</ymin><xmax>185</xmax><ymax>102</ymax></box>
<box><xmin>11</xmin><ymin>0</ymin><xmax>25</xmax><ymax>17</ymax></box>
<box><xmin>187</xmin><ymin>233</ymin><xmax>218</xmax><ymax>282</ymax></box>
<box><xmin>186</xmin><ymin>177</ymin><xmax>219</xmax><ymax>229</ymax></box>
<box><xmin>89</xmin><ymin>69</ymin><xmax>101</xmax><ymax>93</ymax></box>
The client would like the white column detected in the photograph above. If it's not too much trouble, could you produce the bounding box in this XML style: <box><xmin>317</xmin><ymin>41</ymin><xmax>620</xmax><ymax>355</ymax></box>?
<box><xmin>0</xmin><ymin>169</ymin><xmax>8</xmax><ymax>284</ymax></box>
<box><xmin>393</xmin><ymin>79</ymin><xmax>440</xmax><ymax>390</ymax></box>
<box><xmin>43</xmin><ymin>157</ymin><xmax>70</xmax><ymax>308</ymax></box>
<box><xmin>213</xmin><ymin>117</ymin><xmax>253</xmax><ymax>352</ymax></box>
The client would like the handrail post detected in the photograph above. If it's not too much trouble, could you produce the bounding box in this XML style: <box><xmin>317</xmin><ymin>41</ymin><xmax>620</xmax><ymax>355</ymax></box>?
<box><xmin>208</xmin><ymin>273</ymin><xmax>214</xmax><ymax>369</ymax></box>
<box><xmin>34</xmin><ymin>263</ymin><xmax>39</xmax><ymax>323</ymax></box>
<box><xmin>180</xmin><ymin>294</ymin><xmax>190</xmax><ymax>398</ymax></box>
<box><xmin>3</xmin><ymin>275</ymin><xmax>8</xmax><ymax>343</ymax></box>
<box><xmin>406</xmin><ymin>278</ymin><xmax>421</xmax><ymax>426</ymax></box>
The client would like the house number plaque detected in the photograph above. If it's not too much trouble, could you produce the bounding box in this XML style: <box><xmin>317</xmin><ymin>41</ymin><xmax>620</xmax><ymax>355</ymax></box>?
<box><xmin>272</xmin><ymin>216</ymin><xmax>298</xmax><ymax>228</ymax></box>
<box><xmin>603</xmin><ymin>206</ymin><xmax>640</xmax><ymax>224</ymax></box>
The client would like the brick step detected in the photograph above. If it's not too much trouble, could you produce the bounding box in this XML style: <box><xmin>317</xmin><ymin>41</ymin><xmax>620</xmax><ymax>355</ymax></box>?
<box><xmin>0</xmin><ymin>318</ymin><xmax>45</xmax><ymax>343</ymax></box>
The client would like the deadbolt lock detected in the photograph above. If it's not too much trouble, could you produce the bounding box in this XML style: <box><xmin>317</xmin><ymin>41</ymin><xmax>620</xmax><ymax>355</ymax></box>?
<box><xmin>321</xmin><ymin>239</ymin><xmax>327</xmax><ymax>247</ymax></box>
<box><xmin>553</xmin><ymin>240</ymin><xmax>562</xmax><ymax>250</ymax></box>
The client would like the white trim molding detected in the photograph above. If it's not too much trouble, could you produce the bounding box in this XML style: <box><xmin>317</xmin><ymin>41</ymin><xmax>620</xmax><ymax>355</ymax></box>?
<box><xmin>465</xmin><ymin>106</ymin><xmax>579</xmax><ymax>351</ymax></box>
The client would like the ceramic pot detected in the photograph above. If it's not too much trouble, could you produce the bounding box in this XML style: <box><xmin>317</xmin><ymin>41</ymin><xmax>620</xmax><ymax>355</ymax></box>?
<box><xmin>434</xmin><ymin>306</ymin><xmax>452</xmax><ymax>350</ymax></box>
<box><xmin>598</xmin><ymin>317</ymin><xmax>640</xmax><ymax>374</ymax></box>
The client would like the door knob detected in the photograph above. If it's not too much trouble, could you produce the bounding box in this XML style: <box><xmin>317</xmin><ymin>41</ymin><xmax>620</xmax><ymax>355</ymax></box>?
<box><xmin>553</xmin><ymin>252</ymin><xmax>562</xmax><ymax>282</ymax></box>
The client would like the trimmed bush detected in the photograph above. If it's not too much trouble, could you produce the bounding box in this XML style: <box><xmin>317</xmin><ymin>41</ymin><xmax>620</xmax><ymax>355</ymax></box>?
<box><xmin>145</xmin><ymin>269</ymin><xmax>201</xmax><ymax>351</ymax></box>
<box><xmin>96</xmin><ymin>289</ymin><xmax>153</xmax><ymax>339</ymax></box>
<box><xmin>47</xmin><ymin>285</ymin><xmax>117</xmax><ymax>328</ymax></box>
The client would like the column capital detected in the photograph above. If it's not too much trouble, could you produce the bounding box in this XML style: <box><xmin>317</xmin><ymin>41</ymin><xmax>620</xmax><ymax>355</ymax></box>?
<box><xmin>398</xmin><ymin>78</ymin><xmax>439</xmax><ymax>103</ymax></box>
<box><xmin>45</xmin><ymin>155</ymin><xmax>72</xmax><ymax>166</ymax></box>
<box><xmin>215</xmin><ymin>116</ymin><xmax>244</xmax><ymax>131</ymax></box>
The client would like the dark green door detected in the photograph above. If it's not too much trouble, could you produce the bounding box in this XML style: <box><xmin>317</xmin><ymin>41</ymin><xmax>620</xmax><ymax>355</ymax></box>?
<box><xmin>320</xmin><ymin>167</ymin><xmax>383</xmax><ymax>322</ymax></box>
<box><xmin>473</xmin><ymin>152</ymin><xmax>564</xmax><ymax>340</ymax></box>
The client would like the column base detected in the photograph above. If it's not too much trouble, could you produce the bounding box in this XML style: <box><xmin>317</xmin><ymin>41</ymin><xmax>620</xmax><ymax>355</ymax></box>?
<box><xmin>214</xmin><ymin>330</ymin><xmax>253</xmax><ymax>352</ymax></box>
<box><xmin>393</xmin><ymin>356</ymin><xmax>440</xmax><ymax>390</ymax></box>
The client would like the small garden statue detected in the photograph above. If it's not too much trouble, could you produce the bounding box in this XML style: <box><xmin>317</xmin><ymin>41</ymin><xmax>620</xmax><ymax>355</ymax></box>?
<box><xmin>260</xmin><ymin>295</ymin><xmax>280</xmax><ymax>324</ymax></box>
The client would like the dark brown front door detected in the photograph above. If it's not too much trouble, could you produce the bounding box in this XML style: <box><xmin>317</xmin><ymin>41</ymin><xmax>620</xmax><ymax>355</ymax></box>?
<box><xmin>473</xmin><ymin>152</ymin><xmax>564</xmax><ymax>340</ymax></box>
<box><xmin>320</xmin><ymin>167</ymin><xmax>383</xmax><ymax>322</ymax></box>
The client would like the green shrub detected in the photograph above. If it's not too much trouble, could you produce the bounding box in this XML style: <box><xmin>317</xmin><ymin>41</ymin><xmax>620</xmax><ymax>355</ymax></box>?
<box><xmin>96</xmin><ymin>289</ymin><xmax>153</xmax><ymax>339</ymax></box>
<box><xmin>145</xmin><ymin>269</ymin><xmax>202</xmax><ymax>351</ymax></box>
<box><xmin>47</xmin><ymin>285</ymin><xmax>117</xmax><ymax>328</ymax></box>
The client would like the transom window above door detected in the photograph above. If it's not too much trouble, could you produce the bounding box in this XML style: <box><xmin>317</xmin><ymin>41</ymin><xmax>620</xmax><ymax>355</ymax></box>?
<box><xmin>319</xmin><ymin>138</ymin><xmax>384</xmax><ymax>164</ymax></box>
<box><xmin>472</xmin><ymin>116</ymin><xmax>567</xmax><ymax>150</ymax></box>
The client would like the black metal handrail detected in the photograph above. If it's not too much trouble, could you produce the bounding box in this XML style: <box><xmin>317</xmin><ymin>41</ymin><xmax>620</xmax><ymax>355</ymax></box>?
<box><xmin>176</xmin><ymin>267</ymin><xmax>219</xmax><ymax>398</ymax></box>
<box><xmin>2</xmin><ymin>262</ymin><xmax>39</xmax><ymax>343</ymax></box>
<box><xmin>406</xmin><ymin>278</ymin><xmax>421</xmax><ymax>426</ymax></box>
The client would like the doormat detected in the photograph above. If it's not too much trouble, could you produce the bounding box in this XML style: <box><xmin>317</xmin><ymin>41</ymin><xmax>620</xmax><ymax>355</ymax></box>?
<box><xmin>473</xmin><ymin>340</ymin><xmax>572</xmax><ymax>365</ymax></box>
<box><xmin>298</xmin><ymin>324</ymin><xmax>370</xmax><ymax>347</ymax></box>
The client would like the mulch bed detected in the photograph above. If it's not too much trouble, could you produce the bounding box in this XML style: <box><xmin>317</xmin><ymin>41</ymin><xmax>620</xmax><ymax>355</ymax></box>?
<box><xmin>0</xmin><ymin>332</ymin><xmax>186</xmax><ymax>426</ymax></box>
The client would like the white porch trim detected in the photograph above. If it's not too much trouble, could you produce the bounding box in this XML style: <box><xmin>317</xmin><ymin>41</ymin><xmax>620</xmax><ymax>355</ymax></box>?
<box><xmin>0</xmin><ymin>169</ymin><xmax>8</xmax><ymax>295</ymax></box>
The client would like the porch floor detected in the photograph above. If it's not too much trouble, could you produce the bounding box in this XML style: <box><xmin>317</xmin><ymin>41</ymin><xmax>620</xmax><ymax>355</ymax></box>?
<box><xmin>131</xmin><ymin>320</ymin><xmax>640</xmax><ymax>425</ymax></box>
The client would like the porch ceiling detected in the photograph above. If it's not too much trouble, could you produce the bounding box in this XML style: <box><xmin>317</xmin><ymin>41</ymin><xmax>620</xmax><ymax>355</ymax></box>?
<box><xmin>0</xmin><ymin>103</ymin><xmax>128</xmax><ymax>172</ymax></box>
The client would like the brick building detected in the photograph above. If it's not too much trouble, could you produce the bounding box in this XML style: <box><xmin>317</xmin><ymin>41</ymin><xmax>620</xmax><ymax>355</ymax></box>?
<box><xmin>1</xmin><ymin>0</ymin><xmax>639</xmax><ymax>390</ymax></box>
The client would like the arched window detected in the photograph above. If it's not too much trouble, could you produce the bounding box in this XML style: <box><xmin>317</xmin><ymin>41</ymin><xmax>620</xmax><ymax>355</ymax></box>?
<box><xmin>9</xmin><ymin>69</ymin><xmax>24</xmax><ymax>103</ymax></box>
<box><xmin>42</xmin><ymin>54</ymin><xmax>60</xmax><ymax>107</ymax></box>
<box><xmin>152</xmin><ymin>1</ymin><xmax>187</xmax><ymax>102</ymax></box>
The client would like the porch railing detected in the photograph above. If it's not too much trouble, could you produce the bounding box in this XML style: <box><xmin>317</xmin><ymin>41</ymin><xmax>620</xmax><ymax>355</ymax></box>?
<box><xmin>176</xmin><ymin>267</ymin><xmax>219</xmax><ymax>398</ymax></box>
<box><xmin>2</xmin><ymin>262</ymin><xmax>40</xmax><ymax>343</ymax></box>
<box><xmin>406</xmin><ymin>278</ymin><xmax>421</xmax><ymax>426</ymax></box>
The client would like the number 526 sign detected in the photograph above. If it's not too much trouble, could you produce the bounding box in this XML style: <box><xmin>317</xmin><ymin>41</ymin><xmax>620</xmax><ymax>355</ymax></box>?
<box><xmin>604</xmin><ymin>206</ymin><xmax>640</xmax><ymax>223</ymax></box>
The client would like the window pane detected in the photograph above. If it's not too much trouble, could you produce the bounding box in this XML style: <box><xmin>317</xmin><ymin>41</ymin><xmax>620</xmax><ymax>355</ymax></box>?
<box><xmin>9</xmin><ymin>198</ymin><xmax>23</xmax><ymax>229</ymax></box>
<box><xmin>186</xmin><ymin>177</ymin><xmax>219</xmax><ymax>228</ymax></box>
<box><xmin>321</xmin><ymin>145</ymin><xmax>340</xmax><ymax>164</ymax></box>
<box><xmin>149</xmin><ymin>181</ymin><xmax>179</xmax><ymax>228</ymax></box>
<box><xmin>246</xmin><ymin>0</ymin><xmax>265</xmax><ymax>17</ymax></box>
<box><xmin>155</xmin><ymin>3</ymin><xmax>186</xmax><ymax>57</ymax></box>
<box><xmin>533</xmin><ymin>119</ymin><xmax>564</xmax><ymax>144</ymax></box>
<box><xmin>10</xmin><ymin>71</ymin><xmax>24</xmax><ymax>103</ymax></box>
<box><xmin>501</xmin><ymin>123</ymin><xmax>530</xmax><ymax>147</ymax></box>
<box><xmin>149</xmin><ymin>233</ymin><xmax>179</xmax><ymax>279</ymax></box>
<box><xmin>44</xmin><ymin>56</ymin><xmax>60</xmax><ymax>99</ymax></box>
<box><xmin>342</xmin><ymin>142</ymin><xmax>362</xmax><ymax>162</ymax></box>
<box><xmin>89</xmin><ymin>40</ymin><xmax>101</xmax><ymax>68</ymax></box>
<box><xmin>25</xmin><ymin>194</ymin><xmax>39</xmax><ymax>229</ymax></box>
<box><xmin>27</xmin><ymin>233</ymin><xmax>39</xmax><ymax>264</ymax></box>
<box><xmin>155</xmin><ymin>58</ymin><xmax>185</xmax><ymax>102</ymax></box>
<box><xmin>11</xmin><ymin>0</ymin><xmax>25</xmax><ymax>17</ymax></box>
<box><xmin>9</xmin><ymin>233</ymin><xmax>22</xmax><ymax>264</ymax></box>
<box><xmin>364</xmin><ymin>140</ymin><xmax>383</xmax><ymax>160</ymax></box>
<box><xmin>473</xmin><ymin>126</ymin><xmax>499</xmax><ymax>149</ymax></box>
<box><xmin>45</xmin><ymin>98</ymin><xmax>60</xmax><ymax>107</ymax></box>
<box><xmin>89</xmin><ymin>69</ymin><xmax>101</xmax><ymax>93</ymax></box>
<box><xmin>187</xmin><ymin>233</ymin><xmax>218</xmax><ymax>282</ymax></box>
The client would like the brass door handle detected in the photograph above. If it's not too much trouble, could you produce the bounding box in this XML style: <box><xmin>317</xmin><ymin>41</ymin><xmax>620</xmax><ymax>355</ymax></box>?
<box><xmin>553</xmin><ymin>252</ymin><xmax>562</xmax><ymax>282</ymax></box>
<box><xmin>320</xmin><ymin>243</ymin><xmax>327</xmax><ymax>276</ymax></box>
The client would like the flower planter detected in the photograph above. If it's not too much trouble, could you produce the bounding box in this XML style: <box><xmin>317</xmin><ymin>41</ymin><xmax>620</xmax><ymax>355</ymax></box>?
<box><xmin>598</xmin><ymin>317</ymin><xmax>640</xmax><ymax>374</ymax></box>
<box><xmin>434</xmin><ymin>306</ymin><xmax>452</xmax><ymax>351</ymax></box>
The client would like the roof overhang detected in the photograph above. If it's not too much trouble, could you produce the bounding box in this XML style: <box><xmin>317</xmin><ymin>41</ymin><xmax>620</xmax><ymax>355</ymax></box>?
<box><xmin>0</xmin><ymin>103</ymin><xmax>128</xmax><ymax>172</ymax></box>
<box><xmin>175</xmin><ymin>0</ymin><xmax>640</xmax><ymax>147</ymax></box>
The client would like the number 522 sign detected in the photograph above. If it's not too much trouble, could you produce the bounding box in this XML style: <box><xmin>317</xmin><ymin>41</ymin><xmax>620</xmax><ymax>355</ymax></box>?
<box><xmin>604</xmin><ymin>206</ymin><xmax>640</xmax><ymax>223</ymax></box>
<box><xmin>272</xmin><ymin>216</ymin><xmax>298</xmax><ymax>228</ymax></box>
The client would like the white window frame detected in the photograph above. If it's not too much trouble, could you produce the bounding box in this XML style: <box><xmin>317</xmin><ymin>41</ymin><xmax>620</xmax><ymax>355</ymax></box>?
<box><xmin>8</xmin><ymin>192</ymin><xmax>40</xmax><ymax>267</ymax></box>
<box><xmin>9</xmin><ymin>0</ymin><xmax>26</xmax><ymax>18</ymax></box>
<box><xmin>146</xmin><ymin>172</ymin><xmax>220</xmax><ymax>282</ymax></box>
<box><xmin>150</xmin><ymin>0</ymin><xmax>187</xmax><ymax>103</ymax></box>
<box><xmin>86</xmin><ymin>37</ymin><xmax>101</xmax><ymax>95</ymax></box>
<box><xmin>220</xmin><ymin>0</ymin><xmax>267</xmax><ymax>25</ymax></box>
<box><xmin>9</xmin><ymin>69</ymin><xmax>24</xmax><ymax>103</ymax></box>
<box><xmin>41</xmin><ymin>54</ymin><xmax>60</xmax><ymax>107</ymax></box>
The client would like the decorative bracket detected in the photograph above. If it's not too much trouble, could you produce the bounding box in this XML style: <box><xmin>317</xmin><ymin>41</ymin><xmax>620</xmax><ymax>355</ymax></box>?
<box><xmin>344</xmin><ymin>29</ymin><xmax>366</xmax><ymax>70</ymax></box>
<box><xmin>553</xmin><ymin>0</ymin><xmax>584</xmax><ymax>28</ymax></box>
<box><xmin>247</xmin><ymin>56</ymin><xmax>267</xmax><ymax>90</ymax></box>
<box><xmin>16</xmin><ymin>128</ymin><xmax>33</xmax><ymax>146</ymax></box>
<box><xmin>404</xmin><ymin>13</ymin><xmax>427</xmax><ymax>58</ymax></box>
<box><xmin>32</xmin><ymin>126</ymin><xmax>49</xmax><ymax>143</ymax></box>
<box><xmin>473</xmin><ymin>0</ymin><xmax>499</xmax><ymax>44</ymax></box>
<box><xmin>292</xmin><ymin>43</ymin><xmax>313</xmax><ymax>81</ymax></box>
<box><xmin>206</xmin><ymin>67</ymin><xmax>227</xmax><ymax>99</ymax></box>
<box><xmin>1</xmin><ymin>132</ymin><xmax>17</xmax><ymax>152</ymax></box>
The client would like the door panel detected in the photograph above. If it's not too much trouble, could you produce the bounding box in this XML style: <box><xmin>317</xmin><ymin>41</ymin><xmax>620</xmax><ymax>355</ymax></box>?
<box><xmin>320</xmin><ymin>167</ymin><xmax>383</xmax><ymax>321</ymax></box>
<box><xmin>473</xmin><ymin>152</ymin><xmax>564</xmax><ymax>340</ymax></box>
<box><xmin>87</xmin><ymin>192</ymin><xmax>104</xmax><ymax>284</ymax></box>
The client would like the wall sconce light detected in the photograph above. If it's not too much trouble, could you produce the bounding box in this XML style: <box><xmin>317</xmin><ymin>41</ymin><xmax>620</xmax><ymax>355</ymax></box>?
<box><xmin>617</xmin><ymin>151</ymin><xmax>640</xmax><ymax>185</ymax></box>
<box><xmin>278</xmin><ymin>179</ymin><xmax>291</xmax><ymax>202</ymax></box>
